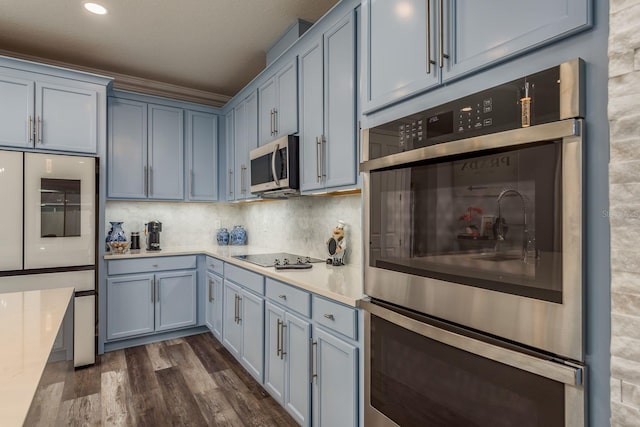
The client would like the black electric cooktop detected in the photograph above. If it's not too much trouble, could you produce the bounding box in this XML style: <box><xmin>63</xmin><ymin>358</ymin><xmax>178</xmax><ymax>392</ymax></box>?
<box><xmin>232</xmin><ymin>252</ymin><xmax>325</xmax><ymax>267</ymax></box>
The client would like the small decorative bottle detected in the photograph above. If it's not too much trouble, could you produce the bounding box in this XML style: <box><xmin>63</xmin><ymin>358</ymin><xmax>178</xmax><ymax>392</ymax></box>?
<box><xmin>230</xmin><ymin>225</ymin><xmax>247</xmax><ymax>245</ymax></box>
<box><xmin>216</xmin><ymin>228</ymin><xmax>230</xmax><ymax>246</ymax></box>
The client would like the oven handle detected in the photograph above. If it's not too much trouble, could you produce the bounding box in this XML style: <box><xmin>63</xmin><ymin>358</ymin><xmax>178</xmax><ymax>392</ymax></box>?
<box><xmin>360</xmin><ymin>118</ymin><xmax>582</xmax><ymax>173</ymax></box>
<box><xmin>360</xmin><ymin>300</ymin><xmax>584</xmax><ymax>386</ymax></box>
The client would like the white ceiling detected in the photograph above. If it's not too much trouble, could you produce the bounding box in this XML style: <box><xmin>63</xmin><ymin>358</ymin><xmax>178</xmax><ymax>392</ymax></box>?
<box><xmin>0</xmin><ymin>0</ymin><xmax>338</xmax><ymax>102</ymax></box>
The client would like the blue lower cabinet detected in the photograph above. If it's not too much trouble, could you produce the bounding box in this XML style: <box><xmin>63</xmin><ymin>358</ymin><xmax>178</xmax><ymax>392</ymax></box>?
<box><xmin>106</xmin><ymin>274</ymin><xmax>155</xmax><ymax>340</ymax></box>
<box><xmin>106</xmin><ymin>268</ymin><xmax>197</xmax><ymax>342</ymax></box>
<box><xmin>205</xmin><ymin>271</ymin><xmax>224</xmax><ymax>341</ymax></box>
<box><xmin>312</xmin><ymin>326</ymin><xmax>358</xmax><ymax>427</ymax></box>
<box><xmin>265</xmin><ymin>302</ymin><xmax>312</xmax><ymax>426</ymax></box>
<box><xmin>223</xmin><ymin>278</ymin><xmax>265</xmax><ymax>383</ymax></box>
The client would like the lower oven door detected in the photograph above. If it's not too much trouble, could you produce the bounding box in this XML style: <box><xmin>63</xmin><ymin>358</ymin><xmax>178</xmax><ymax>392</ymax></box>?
<box><xmin>362</xmin><ymin>301</ymin><xmax>585</xmax><ymax>427</ymax></box>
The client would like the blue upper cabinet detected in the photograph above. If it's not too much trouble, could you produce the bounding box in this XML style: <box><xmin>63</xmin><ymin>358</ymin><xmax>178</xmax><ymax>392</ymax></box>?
<box><xmin>148</xmin><ymin>103</ymin><xmax>184</xmax><ymax>200</ymax></box>
<box><xmin>258</xmin><ymin>59</ymin><xmax>298</xmax><ymax>145</ymax></box>
<box><xmin>362</xmin><ymin>0</ymin><xmax>591</xmax><ymax>113</ymax></box>
<box><xmin>186</xmin><ymin>110</ymin><xmax>218</xmax><ymax>201</ymax></box>
<box><xmin>225</xmin><ymin>109</ymin><xmax>235</xmax><ymax>201</ymax></box>
<box><xmin>299</xmin><ymin>9</ymin><xmax>357</xmax><ymax>193</ymax></box>
<box><xmin>0</xmin><ymin>71</ymin><xmax>99</xmax><ymax>153</ymax></box>
<box><xmin>233</xmin><ymin>90</ymin><xmax>258</xmax><ymax>200</ymax></box>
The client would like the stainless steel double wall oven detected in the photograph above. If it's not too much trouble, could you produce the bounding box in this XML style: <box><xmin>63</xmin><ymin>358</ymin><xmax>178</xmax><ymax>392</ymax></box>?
<box><xmin>360</xmin><ymin>59</ymin><xmax>586</xmax><ymax>426</ymax></box>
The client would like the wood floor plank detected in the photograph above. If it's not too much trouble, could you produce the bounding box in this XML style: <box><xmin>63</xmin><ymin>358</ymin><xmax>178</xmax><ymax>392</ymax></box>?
<box><xmin>100</xmin><ymin>349</ymin><xmax>127</xmax><ymax>373</ymax></box>
<box><xmin>165</xmin><ymin>342</ymin><xmax>218</xmax><ymax>394</ymax></box>
<box><xmin>129</xmin><ymin>387</ymin><xmax>172</xmax><ymax>427</ymax></box>
<box><xmin>212</xmin><ymin>369</ymin><xmax>273</xmax><ymax>427</ymax></box>
<box><xmin>124</xmin><ymin>345</ymin><xmax>160</xmax><ymax>395</ymax></box>
<box><xmin>56</xmin><ymin>392</ymin><xmax>101</xmax><ymax>427</ymax></box>
<box><xmin>101</xmin><ymin>370</ymin><xmax>133</xmax><ymax>427</ymax></box>
<box><xmin>193</xmin><ymin>388</ymin><xmax>246</xmax><ymax>427</ymax></box>
<box><xmin>155</xmin><ymin>367</ymin><xmax>209</xmax><ymax>427</ymax></box>
<box><xmin>61</xmin><ymin>363</ymin><xmax>102</xmax><ymax>401</ymax></box>
<box><xmin>24</xmin><ymin>381</ymin><xmax>64</xmax><ymax>427</ymax></box>
<box><xmin>145</xmin><ymin>341</ymin><xmax>173</xmax><ymax>371</ymax></box>
<box><xmin>184</xmin><ymin>333</ymin><xmax>231</xmax><ymax>374</ymax></box>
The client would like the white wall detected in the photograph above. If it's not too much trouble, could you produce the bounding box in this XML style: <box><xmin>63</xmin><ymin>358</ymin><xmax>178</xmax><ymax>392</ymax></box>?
<box><xmin>609</xmin><ymin>1</ymin><xmax>640</xmax><ymax>425</ymax></box>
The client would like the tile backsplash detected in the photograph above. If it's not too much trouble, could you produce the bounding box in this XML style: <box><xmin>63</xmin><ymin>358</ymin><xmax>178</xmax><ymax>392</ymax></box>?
<box><xmin>105</xmin><ymin>194</ymin><xmax>362</xmax><ymax>266</ymax></box>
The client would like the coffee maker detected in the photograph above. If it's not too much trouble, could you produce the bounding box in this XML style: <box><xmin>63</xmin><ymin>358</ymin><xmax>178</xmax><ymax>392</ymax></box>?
<box><xmin>146</xmin><ymin>221</ymin><xmax>162</xmax><ymax>251</ymax></box>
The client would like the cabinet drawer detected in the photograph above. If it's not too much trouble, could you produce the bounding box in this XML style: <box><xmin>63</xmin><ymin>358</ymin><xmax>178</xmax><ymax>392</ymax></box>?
<box><xmin>265</xmin><ymin>278</ymin><xmax>311</xmax><ymax>318</ymax></box>
<box><xmin>107</xmin><ymin>255</ymin><xmax>197</xmax><ymax>275</ymax></box>
<box><xmin>312</xmin><ymin>295</ymin><xmax>357</xmax><ymax>340</ymax></box>
<box><xmin>206</xmin><ymin>256</ymin><xmax>224</xmax><ymax>276</ymax></box>
<box><xmin>225</xmin><ymin>263</ymin><xmax>264</xmax><ymax>295</ymax></box>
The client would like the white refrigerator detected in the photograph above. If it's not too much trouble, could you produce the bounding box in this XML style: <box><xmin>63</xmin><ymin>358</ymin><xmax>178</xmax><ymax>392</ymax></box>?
<box><xmin>0</xmin><ymin>150</ymin><xmax>96</xmax><ymax>367</ymax></box>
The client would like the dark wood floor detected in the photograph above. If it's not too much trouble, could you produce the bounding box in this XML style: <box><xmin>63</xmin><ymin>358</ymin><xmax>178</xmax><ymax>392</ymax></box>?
<box><xmin>29</xmin><ymin>333</ymin><xmax>299</xmax><ymax>427</ymax></box>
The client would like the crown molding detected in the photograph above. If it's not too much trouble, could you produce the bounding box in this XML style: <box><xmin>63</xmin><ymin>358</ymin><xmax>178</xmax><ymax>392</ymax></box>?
<box><xmin>0</xmin><ymin>49</ymin><xmax>232</xmax><ymax>107</ymax></box>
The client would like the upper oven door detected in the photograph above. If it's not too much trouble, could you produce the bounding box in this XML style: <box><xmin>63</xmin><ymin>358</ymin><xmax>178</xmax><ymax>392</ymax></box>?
<box><xmin>24</xmin><ymin>153</ymin><xmax>96</xmax><ymax>269</ymax></box>
<box><xmin>361</xmin><ymin>119</ymin><xmax>583</xmax><ymax>361</ymax></box>
<box><xmin>250</xmin><ymin>136</ymin><xmax>291</xmax><ymax>193</ymax></box>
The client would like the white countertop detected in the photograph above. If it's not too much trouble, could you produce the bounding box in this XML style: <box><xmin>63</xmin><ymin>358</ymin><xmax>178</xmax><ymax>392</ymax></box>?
<box><xmin>0</xmin><ymin>287</ymin><xmax>74</xmax><ymax>427</ymax></box>
<box><xmin>105</xmin><ymin>245</ymin><xmax>364</xmax><ymax>306</ymax></box>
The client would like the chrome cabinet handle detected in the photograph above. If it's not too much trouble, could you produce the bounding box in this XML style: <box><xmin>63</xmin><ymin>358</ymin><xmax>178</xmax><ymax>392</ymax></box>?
<box><xmin>208</xmin><ymin>279</ymin><xmax>213</xmax><ymax>302</ymax></box>
<box><xmin>151</xmin><ymin>279</ymin><xmax>154</xmax><ymax>302</ymax></box>
<box><xmin>316</xmin><ymin>137</ymin><xmax>321</xmax><ymax>182</ymax></box>
<box><xmin>190</xmin><ymin>169</ymin><xmax>194</xmax><ymax>197</ymax></box>
<box><xmin>270</xmin><ymin>109</ymin><xmax>275</xmax><ymax>136</ymax></box>
<box><xmin>28</xmin><ymin>115</ymin><xmax>33</xmax><ymax>144</ymax></box>
<box><xmin>278</xmin><ymin>295</ymin><xmax>287</xmax><ymax>300</ymax></box>
<box><xmin>276</xmin><ymin>318</ymin><xmax>282</xmax><ymax>357</ymax></box>
<box><xmin>271</xmin><ymin>143</ymin><xmax>280</xmax><ymax>186</ymax></box>
<box><xmin>427</xmin><ymin>0</ymin><xmax>436</xmax><ymax>73</ymax></box>
<box><xmin>240</xmin><ymin>165</ymin><xmax>246</xmax><ymax>194</ymax></box>
<box><xmin>144</xmin><ymin>166</ymin><xmax>148</xmax><ymax>195</ymax></box>
<box><xmin>274</xmin><ymin>108</ymin><xmax>278</xmax><ymax>135</ymax></box>
<box><xmin>234</xmin><ymin>294</ymin><xmax>239</xmax><ymax>323</ymax></box>
<box><xmin>310</xmin><ymin>339</ymin><xmax>318</xmax><ymax>383</ymax></box>
<box><xmin>229</xmin><ymin>169</ymin><xmax>233</xmax><ymax>197</ymax></box>
<box><xmin>237</xmin><ymin>295</ymin><xmax>242</xmax><ymax>323</ymax></box>
<box><xmin>36</xmin><ymin>116</ymin><xmax>42</xmax><ymax>144</ymax></box>
<box><xmin>439</xmin><ymin>0</ymin><xmax>449</xmax><ymax>68</ymax></box>
<box><xmin>323</xmin><ymin>314</ymin><xmax>335</xmax><ymax>321</ymax></box>
<box><xmin>280</xmin><ymin>322</ymin><xmax>287</xmax><ymax>360</ymax></box>
<box><xmin>149</xmin><ymin>166</ymin><xmax>154</xmax><ymax>196</ymax></box>
<box><xmin>320</xmin><ymin>135</ymin><xmax>326</xmax><ymax>179</ymax></box>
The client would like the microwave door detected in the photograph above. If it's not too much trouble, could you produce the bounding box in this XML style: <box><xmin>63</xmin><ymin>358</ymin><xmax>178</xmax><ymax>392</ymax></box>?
<box><xmin>0</xmin><ymin>151</ymin><xmax>24</xmax><ymax>271</ymax></box>
<box><xmin>23</xmin><ymin>153</ymin><xmax>96</xmax><ymax>269</ymax></box>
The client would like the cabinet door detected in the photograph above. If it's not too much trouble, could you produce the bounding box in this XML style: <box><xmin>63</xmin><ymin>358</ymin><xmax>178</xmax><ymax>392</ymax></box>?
<box><xmin>258</xmin><ymin>77</ymin><xmax>277</xmax><ymax>145</ymax></box>
<box><xmin>324</xmin><ymin>11</ymin><xmax>358</xmax><ymax>190</ymax></box>
<box><xmin>444</xmin><ymin>0</ymin><xmax>591</xmax><ymax>80</ymax></box>
<box><xmin>299</xmin><ymin>38</ymin><xmax>325</xmax><ymax>192</ymax></box>
<box><xmin>240</xmin><ymin>289</ymin><xmax>264</xmax><ymax>383</ymax></box>
<box><xmin>363</xmin><ymin>0</ymin><xmax>438</xmax><ymax>113</ymax></box>
<box><xmin>186</xmin><ymin>110</ymin><xmax>218</xmax><ymax>201</ymax></box>
<box><xmin>225</xmin><ymin>109</ymin><xmax>235</xmax><ymax>201</ymax></box>
<box><xmin>0</xmin><ymin>75</ymin><xmax>33</xmax><ymax>148</ymax></box>
<box><xmin>107</xmin><ymin>274</ymin><xmax>155</xmax><ymax>340</ymax></box>
<box><xmin>148</xmin><ymin>103</ymin><xmax>184</xmax><ymax>200</ymax></box>
<box><xmin>284</xmin><ymin>312</ymin><xmax>311</xmax><ymax>426</ymax></box>
<box><xmin>313</xmin><ymin>327</ymin><xmax>358</xmax><ymax>427</ymax></box>
<box><xmin>36</xmin><ymin>81</ymin><xmax>98</xmax><ymax>153</ymax></box>
<box><xmin>205</xmin><ymin>272</ymin><xmax>224</xmax><ymax>340</ymax></box>
<box><xmin>276</xmin><ymin>59</ymin><xmax>298</xmax><ymax>137</ymax></box>
<box><xmin>265</xmin><ymin>302</ymin><xmax>286</xmax><ymax>403</ymax></box>
<box><xmin>155</xmin><ymin>270</ymin><xmax>197</xmax><ymax>332</ymax></box>
<box><xmin>244</xmin><ymin>91</ymin><xmax>259</xmax><ymax>200</ymax></box>
<box><xmin>107</xmin><ymin>98</ymin><xmax>148</xmax><ymax>198</ymax></box>
<box><xmin>233</xmin><ymin>101</ymin><xmax>248</xmax><ymax>199</ymax></box>
<box><xmin>223</xmin><ymin>280</ymin><xmax>243</xmax><ymax>358</ymax></box>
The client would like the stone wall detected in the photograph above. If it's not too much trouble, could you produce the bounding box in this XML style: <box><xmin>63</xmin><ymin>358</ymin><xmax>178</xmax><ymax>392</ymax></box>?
<box><xmin>609</xmin><ymin>1</ymin><xmax>640</xmax><ymax>425</ymax></box>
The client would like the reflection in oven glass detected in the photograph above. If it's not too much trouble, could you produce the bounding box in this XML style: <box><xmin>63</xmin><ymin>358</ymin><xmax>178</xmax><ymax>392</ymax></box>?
<box><xmin>371</xmin><ymin>315</ymin><xmax>564</xmax><ymax>427</ymax></box>
<box><xmin>369</xmin><ymin>141</ymin><xmax>563</xmax><ymax>303</ymax></box>
<box><xmin>40</xmin><ymin>178</ymin><xmax>81</xmax><ymax>238</ymax></box>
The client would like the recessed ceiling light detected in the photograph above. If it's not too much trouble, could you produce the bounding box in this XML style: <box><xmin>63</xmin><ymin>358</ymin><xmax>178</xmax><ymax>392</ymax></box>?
<box><xmin>84</xmin><ymin>2</ymin><xmax>107</xmax><ymax>15</ymax></box>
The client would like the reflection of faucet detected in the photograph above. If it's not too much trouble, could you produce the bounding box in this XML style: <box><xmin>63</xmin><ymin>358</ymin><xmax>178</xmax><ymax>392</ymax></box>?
<box><xmin>494</xmin><ymin>189</ymin><xmax>528</xmax><ymax>260</ymax></box>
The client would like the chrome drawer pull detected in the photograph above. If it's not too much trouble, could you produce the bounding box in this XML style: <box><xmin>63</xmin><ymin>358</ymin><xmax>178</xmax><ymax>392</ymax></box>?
<box><xmin>278</xmin><ymin>295</ymin><xmax>287</xmax><ymax>300</ymax></box>
<box><xmin>323</xmin><ymin>314</ymin><xmax>335</xmax><ymax>321</ymax></box>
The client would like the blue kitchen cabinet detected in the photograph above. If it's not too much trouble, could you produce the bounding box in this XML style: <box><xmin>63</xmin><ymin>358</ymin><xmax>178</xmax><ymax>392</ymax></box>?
<box><xmin>299</xmin><ymin>10</ymin><xmax>357</xmax><ymax>192</ymax></box>
<box><xmin>362</xmin><ymin>0</ymin><xmax>591</xmax><ymax>112</ymax></box>
<box><xmin>225</xmin><ymin>109</ymin><xmax>235</xmax><ymax>201</ymax></box>
<box><xmin>205</xmin><ymin>271</ymin><xmax>224</xmax><ymax>341</ymax></box>
<box><xmin>258</xmin><ymin>59</ymin><xmax>298</xmax><ymax>145</ymax></box>
<box><xmin>0</xmin><ymin>72</ymin><xmax>98</xmax><ymax>153</ymax></box>
<box><xmin>265</xmin><ymin>302</ymin><xmax>311</xmax><ymax>426</ymax></box>
<box><xmin>232</xmin><ymin>90</ymin><xmax>258</xmax><ymax>200</ymax></box>
<box><xmin>240</xmin><ymin>289</ymin><xmax>265</xmax><ymax>383</ymax></box>
<box><xmin>106</xmin><ymin>274</ymin><xmax>155</xmax><ymax>340</ymax></box>
<box><xmin>108</xmin><ymin>97</ymin><xmax>185</xmax><ymax>200</ymax></box>
<box><xmin>223</xmin><ymin>280</ymin><xmax>243</xmax><ymax>358</ymax></box>
<box><xmin>154</xmin><ymin>270</ymin><xmax>197</xmax><ymax>332</ymax></box>
<box><xmin>186</xmin><ymin>110</ymin><xmax>218</xmax><ymax>201</ymax></box>
<box><xmin>108</xmin><ymin>98</ymin><xmax>147</xmax><ymax>199</ymax></box>
<box><xmin>312</xmin><ymin>326</ymin><xmax>358</xmax><ymax>427</ymax></box>
<box><xmin>148</xmin><ymin>103</ymin><xmax>184</xmax><ymax>200</ymax></box>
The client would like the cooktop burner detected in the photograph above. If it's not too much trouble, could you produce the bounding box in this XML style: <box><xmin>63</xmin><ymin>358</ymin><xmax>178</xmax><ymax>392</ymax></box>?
<box><xmin>232</xmin><ymin>252</ymin><xmax>325</xmax><ymax>268</ymax></box>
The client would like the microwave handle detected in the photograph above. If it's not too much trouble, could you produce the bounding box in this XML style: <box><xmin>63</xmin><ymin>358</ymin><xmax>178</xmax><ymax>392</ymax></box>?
<box><xmin>271</xmin><ymin>143</ymin><xmax>280</xmax><ymax>186</ymax></box>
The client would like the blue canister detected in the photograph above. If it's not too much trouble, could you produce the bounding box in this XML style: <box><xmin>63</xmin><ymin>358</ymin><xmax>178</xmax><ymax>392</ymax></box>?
<box><xmin>216</xmin><ymin>228</ymin><xmax>230</xmax><ymax>246</ymax></box>
<box><xmin>230</xmin><ymin>225</ymin><xmax>247</xmax><ymax>245</ymax></box>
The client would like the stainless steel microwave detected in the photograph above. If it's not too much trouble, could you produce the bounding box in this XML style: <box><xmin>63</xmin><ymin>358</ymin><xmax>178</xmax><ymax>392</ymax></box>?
<box><xmin>250</xmin><ymin>135</ymin><xmax>300</xmax><ymax>197</ymax></box>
